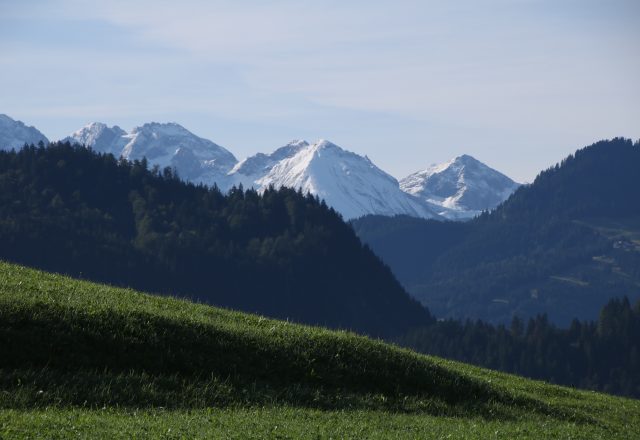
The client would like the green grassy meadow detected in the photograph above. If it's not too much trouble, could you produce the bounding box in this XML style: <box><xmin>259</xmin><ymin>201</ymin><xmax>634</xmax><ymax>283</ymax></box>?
<box><xmin>1</xmin><ymin>261</ymin><xmax>638</xmax><ymax>438</ymax></box>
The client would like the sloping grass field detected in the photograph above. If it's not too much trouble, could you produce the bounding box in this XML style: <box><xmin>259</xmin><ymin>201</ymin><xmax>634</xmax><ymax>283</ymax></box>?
<box><xmin>0</xmin><ymin>261</ymin><xmax>638</xmax><ymax>438</ymax></box>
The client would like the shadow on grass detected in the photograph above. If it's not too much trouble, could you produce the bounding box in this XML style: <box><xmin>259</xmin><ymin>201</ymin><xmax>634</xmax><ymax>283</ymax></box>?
<box><xmin>0</xmin><ymin>305</ymin><xmax>597</xmax><ymax>424</ymax></box>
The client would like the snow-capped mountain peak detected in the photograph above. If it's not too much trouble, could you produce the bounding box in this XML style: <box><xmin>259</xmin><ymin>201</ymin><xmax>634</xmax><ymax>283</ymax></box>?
<box><xmin>238</xmin><ymin>139</ymin><xmax>441</xmax><ymax>220</ymax></box>
<box><xmin>121</xmin><ymin>122</ymin><xmax>237</xmax><ymax>170</ymax></box>
<box><xmin>400</xmin><ymin>154</ymin><xmax>520</xmax><ymax>219</ymax></box>
<box><xmin>230</xmin><ymin>139</ymin><xmax>309</xmax><ymax>178</ymax></box>
<box><xmin>63</xmin><ymin>122</ymin><xmax>127</xmax><ymax>156</ymax></box>
<box><xmin>314</xmin><ymin>139</ymin><xmax>337</xmax><ymax>150</ymax></box>
<box><xmin>0</xmin><ymin>114</ymin><xmax>49</xmax><ymax>150</ymax></box>
<box><xmin>64</xmin><ymin>121</ymin><xmax>238</xmax><ymax>186</ymax></box>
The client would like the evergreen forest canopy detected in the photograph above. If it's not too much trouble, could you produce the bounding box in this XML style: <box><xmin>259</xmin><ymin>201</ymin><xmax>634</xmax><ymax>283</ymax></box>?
<box><xmin>0</xmin><ymin>142</ymin><xmax>431</xmax><ymax>337</ymax></box>
<box><xmin>353</xmin><ymin>138</ymin><xmax>640</xmax><ymax>326</ymax></box>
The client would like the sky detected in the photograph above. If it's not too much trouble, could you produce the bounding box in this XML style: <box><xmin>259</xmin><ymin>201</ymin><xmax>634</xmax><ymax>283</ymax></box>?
<box><xmin>1</xmin><ymin>0</ymin><xmax>638</xmax><ymax>182</ymax></box>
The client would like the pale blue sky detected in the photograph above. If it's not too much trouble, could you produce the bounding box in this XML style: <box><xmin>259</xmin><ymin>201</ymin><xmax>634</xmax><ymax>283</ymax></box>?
<box><xmin>1</xmin><ymin>0</ymin><xmax>638</xmax><ymax>182</ymax></box>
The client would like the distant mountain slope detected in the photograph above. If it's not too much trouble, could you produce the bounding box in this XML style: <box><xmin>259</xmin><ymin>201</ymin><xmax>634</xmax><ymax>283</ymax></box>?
<box><xmin>350</xmin><ymin>215</ymin><xmax>470</xmax><ymax>287</ymax></box>
<box><xmin>0</xmin><ymin>142</ymin><xmax>431</xmax><ymax>337</ymax></box>
<box><xmin>354</xmin><ymin>138</ymin><xmax>640</xmax><ymax>325</ymax></box>
<box><xmin>400</xmin><ymin>154</ymin><xmax>520</xmax><ymax>219</ymax></box>
<box><xmin>0</xmin><ymin>114</ymin><xmax>49</xmax><ymax>150</ymax></box>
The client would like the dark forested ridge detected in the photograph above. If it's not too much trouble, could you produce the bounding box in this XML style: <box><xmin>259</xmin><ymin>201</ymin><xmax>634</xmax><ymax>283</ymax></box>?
<box><xmin>397</xmin><ymin>296</ymin><xmax>640</xmax><ymax>398</ymax></box>
<box><xmin>0</xmin><ymin>142</ymin><xmax>432</xmax><ymax>337</ymax></box>
<box><xmin>353</xmin><ymin>138</ymin><xmax>640</xmax><ymax>325</ymax></box>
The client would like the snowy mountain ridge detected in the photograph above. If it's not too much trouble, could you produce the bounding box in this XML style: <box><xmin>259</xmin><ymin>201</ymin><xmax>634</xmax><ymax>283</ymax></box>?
<box><xmin>61</xmin><ymin>121</ymin><xmax>442</xmax><ymax>219</ymax></box>
<box><xmin>237</xmin><ymin>139</ymin><xmax>442</xmax><ymax>220</ymax></box>
<box><xmin>64</xmin><ymin>121</ymin><xmax>238</xmax><ymax>188</ymax></box>
<box><xmin>0</xmin><ymin>114</ymin><xmax>520</xmax><ymax>221</ymax></box>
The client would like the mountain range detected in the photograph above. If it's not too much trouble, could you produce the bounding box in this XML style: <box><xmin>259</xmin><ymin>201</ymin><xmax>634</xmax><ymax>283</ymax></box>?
<box><xmin>0</xmin><ymin>114</ymin><xmax>519</xmax><ymax>220</ymax></box>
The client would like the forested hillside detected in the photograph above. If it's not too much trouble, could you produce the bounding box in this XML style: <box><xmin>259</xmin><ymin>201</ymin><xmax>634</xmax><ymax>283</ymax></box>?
<box><xmin>354</xmin><ymin>138</ymin><xmax>640</xmax><ymax>325</ymax></box>
<box><xmin>0</xmin><ymin>142</ymin><xmax>431</xmax><ymax>337</ymax></box>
